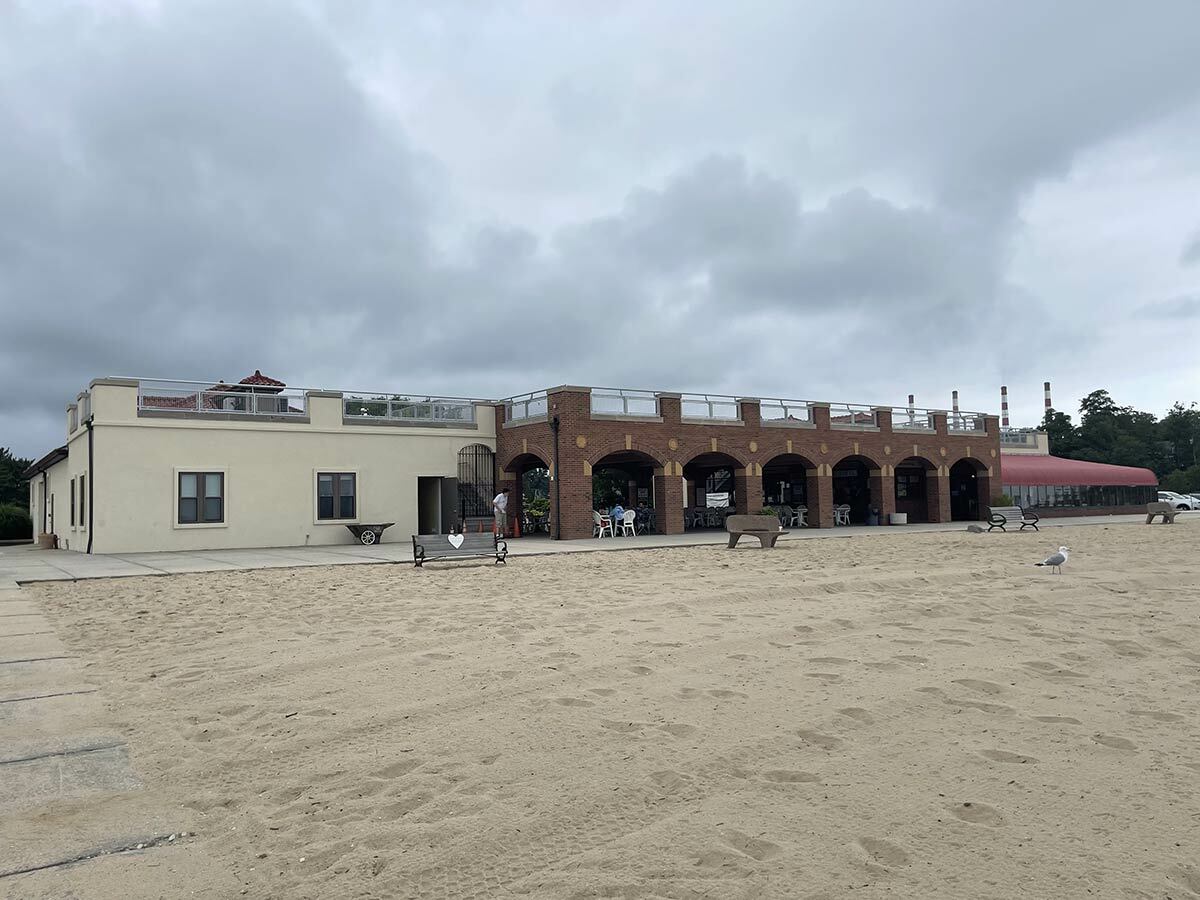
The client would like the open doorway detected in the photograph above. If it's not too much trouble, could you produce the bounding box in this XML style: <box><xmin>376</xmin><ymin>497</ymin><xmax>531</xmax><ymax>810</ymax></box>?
<box><xmin>417</xmin><ymin>477</ymin><xmax>443</xmax><ymax>534</ymax></box>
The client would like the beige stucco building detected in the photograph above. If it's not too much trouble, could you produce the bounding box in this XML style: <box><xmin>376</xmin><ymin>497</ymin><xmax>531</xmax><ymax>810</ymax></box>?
<box><xmin>25</xmin><ymin>374</ymin><xmax>497</xmax><ymax>554</ymax></box>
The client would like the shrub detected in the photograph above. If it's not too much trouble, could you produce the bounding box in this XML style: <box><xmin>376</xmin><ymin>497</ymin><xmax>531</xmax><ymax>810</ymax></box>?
<box><xmin>0</xmin><ymin>503</ymin><xmax>32</xmax><ymax>541</ymax></box>
<box><xmin>992</xmin><ymin>493</ymin><xmax>1014</xmax><ymax>507</ymax></box>
<box><xmin>760</xmin><ymin>506</ymin><xmax>779</xmax><ymax>518</ymax></box>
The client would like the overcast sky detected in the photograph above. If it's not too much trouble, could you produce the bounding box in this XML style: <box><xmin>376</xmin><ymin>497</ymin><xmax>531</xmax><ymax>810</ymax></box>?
<box><xmin>3</xmin><ymin>1</ymin><xmax>1199</xmax><ymax>459</ymax></box>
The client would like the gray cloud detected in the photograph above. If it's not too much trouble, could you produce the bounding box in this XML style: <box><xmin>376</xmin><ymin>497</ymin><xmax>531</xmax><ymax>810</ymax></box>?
<box><xmin>1183</xmin><ymin>231</ymin><xmax>1200</xmax><ymax>266</ymax></box>
<box><xmin>3</xmin><ymin>0</ymin><xmax>1200</xmax><ymax>458</ymax></box>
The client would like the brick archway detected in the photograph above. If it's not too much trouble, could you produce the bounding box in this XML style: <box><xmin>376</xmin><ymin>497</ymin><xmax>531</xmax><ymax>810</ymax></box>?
<box><xmin>948</xmin><ymin>456</ymin><xmax>993</xmax><ymax>521</ymax></box>
<box><xmin>585</xmin><ymin>439</ymin><xmax>667</xmax><ymax>470</ymax></box>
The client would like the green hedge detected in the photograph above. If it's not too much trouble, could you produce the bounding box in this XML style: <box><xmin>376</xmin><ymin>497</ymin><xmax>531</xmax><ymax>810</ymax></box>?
<box><xmin>0</xmin><ymin>504</ymin><xmax>33</xmax><ymax>540</ymax></box>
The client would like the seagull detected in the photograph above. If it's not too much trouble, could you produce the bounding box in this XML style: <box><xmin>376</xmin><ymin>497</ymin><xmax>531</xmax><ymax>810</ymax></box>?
<box><xmin>1035</xmin><ymin>546</ymin><xmax>1071</xmax><ymax>574</ymax></box>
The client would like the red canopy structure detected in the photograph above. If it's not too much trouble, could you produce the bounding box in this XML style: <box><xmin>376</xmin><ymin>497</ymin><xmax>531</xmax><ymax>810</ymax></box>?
<box><xmin>1001</xmin><ymin>455</ymin><xmax>1157</xmax><ymax>487</ymax></box>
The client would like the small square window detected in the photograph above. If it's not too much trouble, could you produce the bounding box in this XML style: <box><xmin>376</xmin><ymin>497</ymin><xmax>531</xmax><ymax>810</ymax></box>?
<box><xmin>317</xmin><ymin>472</ymin><xmax>356</xmax><ymax>520</ymax></box>
<box><xmin>179</xmin><ymin>471</ymin><xmax>223</xmax><ymax>524</ymax></box>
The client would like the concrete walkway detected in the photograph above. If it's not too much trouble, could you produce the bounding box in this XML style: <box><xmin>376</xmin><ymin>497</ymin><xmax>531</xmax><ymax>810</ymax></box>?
<box><xmin>0</xmin><ymin>513</ymin><xmax>1158</xmax><ymax>585</ymax></box>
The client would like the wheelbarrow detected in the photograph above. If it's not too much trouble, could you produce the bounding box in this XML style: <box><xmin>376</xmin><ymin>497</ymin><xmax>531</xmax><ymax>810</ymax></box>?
<box><xmin>345</xmin><ymin>523</ymin><xmax>394</xmax><ymax>545</ymax></box>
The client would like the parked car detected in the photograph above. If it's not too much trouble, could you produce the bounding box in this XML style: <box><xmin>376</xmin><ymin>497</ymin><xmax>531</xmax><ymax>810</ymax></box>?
<box><xmin>1158</xmin><ymin>491</ymin><xmax>1200</xmax><ymax>510</ymax></box>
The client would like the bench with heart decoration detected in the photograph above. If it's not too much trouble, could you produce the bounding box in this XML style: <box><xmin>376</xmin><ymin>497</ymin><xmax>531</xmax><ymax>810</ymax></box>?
<box><xmin>412</xmin><ymin>529</ymin><xmax>506</xmax><ymax>567</ymax></box>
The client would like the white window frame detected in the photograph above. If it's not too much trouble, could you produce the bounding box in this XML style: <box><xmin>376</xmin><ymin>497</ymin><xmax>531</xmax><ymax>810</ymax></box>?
<box><xmin>173</xmin><ymin>467</ymin><xmax>228</xmax><ymax>530</ymax></box>
<box><xmin>313</xmin><ymin>468</ymin><xmax>360</xmax><ymax>525</ymax></box>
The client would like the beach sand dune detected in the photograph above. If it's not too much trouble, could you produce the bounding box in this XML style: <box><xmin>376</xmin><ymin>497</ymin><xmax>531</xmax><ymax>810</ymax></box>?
<box><xmin>12</xmin><ymin>522</ymin><xmax>1200</xmax><ymax>898</ymax></box>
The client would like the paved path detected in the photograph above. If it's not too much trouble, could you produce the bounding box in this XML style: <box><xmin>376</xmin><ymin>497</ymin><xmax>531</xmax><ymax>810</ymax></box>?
<box><xmin>0</xmin><ymin>587</ymin><xmax>235</xmax><ymax>896</ymax></box>
<box><xmin>0</xmin><ymin>513</ymin><xmax>1157</xmax><ymax>585</ymax></box>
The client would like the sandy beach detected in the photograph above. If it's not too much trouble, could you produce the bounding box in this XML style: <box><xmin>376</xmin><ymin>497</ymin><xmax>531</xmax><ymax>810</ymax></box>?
<box><xmin>8</xmin><ymin>521</ymin><xmax>1200</xmax><ymax>899</ymax></box>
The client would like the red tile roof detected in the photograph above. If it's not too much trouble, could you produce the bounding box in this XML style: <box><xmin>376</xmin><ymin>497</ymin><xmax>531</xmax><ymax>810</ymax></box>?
<box><xmin>238</xmin><ymin>369</ymin><xmax>285</xmax><ymax>387</ymax></box>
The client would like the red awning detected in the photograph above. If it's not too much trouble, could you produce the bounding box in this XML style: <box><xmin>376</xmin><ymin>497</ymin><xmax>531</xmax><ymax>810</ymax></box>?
<box><xmin>1000</xmin><ymin>455</ymin><xmax>1157</xmax><ymax>487</ymax></box>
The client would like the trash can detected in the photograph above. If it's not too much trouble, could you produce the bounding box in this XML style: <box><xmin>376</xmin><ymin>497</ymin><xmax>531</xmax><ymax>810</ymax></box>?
<box><xmin>890</xmin><ymin>513</ymin><xmax>908</xmax><ymax>525</ymax></box>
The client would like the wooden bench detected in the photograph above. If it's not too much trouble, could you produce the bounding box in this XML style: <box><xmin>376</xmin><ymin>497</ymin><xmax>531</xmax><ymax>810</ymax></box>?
<box><xmin>986</xmin><ymin>506</ymin><xmax>1040</xmax><ymax>532</ymax></box>
<box><xmin>412</xmin><ymin>532</ymin><xmax>508</xmax><ymax>567</ymax></box>
<box><xmin>727</xmin><ymin>514</ymin><xmax>788</xmax><ymax>549</ymax></box>
<box><xmin>1146</xmin><ymin>501</ymin><xmax>1181</xmax><ymax>524</ymax></box>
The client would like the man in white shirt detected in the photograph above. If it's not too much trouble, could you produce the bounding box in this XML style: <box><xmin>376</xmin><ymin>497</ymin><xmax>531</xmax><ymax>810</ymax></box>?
<box><xmin>493</xmin><ymin>487</ymin><xmax>510</xmax><ymax>537</ymax></box>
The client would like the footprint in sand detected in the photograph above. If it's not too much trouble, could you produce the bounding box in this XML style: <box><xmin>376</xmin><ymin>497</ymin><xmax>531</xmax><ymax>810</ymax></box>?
<box><xmin>980</xmin><ymin>749</ymin><xmax>1038</xmax><ymax>765</ymax></box>
<box><xmin>372</xmin><ymin>759</ymin><xmax>423</xmax><ymax>779</ymax></box>
<box><xmin>1100</xmin><ymin>639</ymin><xmax>1149</xmax><ymax>658</ymax></box>
<box><xmin>795</xmin><ymin>729</ymin><xmax>843</xmax><ymax>750</ymax></box>
<box><xmin>599</xmin><ymin>720</ymin><xmax>643</xmax><ymax>733</ymax></box>
<box><xmin>1129</xmin><ymin>709</ymin><xmax>1184</xmax><ymax>722</ymax></box>
<box><xmin>952</xmin><ymin>679</ymin><xmax>1005</xmax><ymax>696</ymax></box>
<box><xmin>707</xmin><ymin>689</ymin><xmax>749</xmax><ymax>699</ymax></box>
<box><xmin>1033</xmin><ymin>715</ymin><xmax>1081</xmax><ymax>725</ymax></box>
<box><xmin>949</xmin><ymin>801</ymin><xmax>1003</xmax><ymax>825</ymax></box>
<box><xmin>1092</xmin><ymin>734</ymin><xmax>1137</xmax><ymax>751</ymax></box>
<box><xmin>421</xmin><ymin>652</ymin><xmax>453</xmax><ymax>660</ymax></box>
<box><xmin>1170</xmin><ymin>866</ymin><xmax>1200</xmax><ymax>895</ymax></box>
<box><xmin>837</xmin><ymin>708</ymin><xmax>875</xmax><ymax>725</ymax></box>
<box><xmin>658</xmin><ymin>723</ymin><xmax>698</xmax><ymax>737</ymax></box>
<box><xmin>1023</xmin><ymin>660</ymin><xmax>1085</xmax><ymax>679</ymax></box>
<box><xmin>858</xmin><ymin>837</ymin><xmax>910</xmax><ymax>867</ymax></box>
<box><xmin>554</xmin><ymin>697</ymin><xmax>595</xmax><ymax>707</ymax></box>
<box><xmin>649</xmin><ymin>770</ymin><xmax>693</xmax><ymax>794</ymax></box>
<box><xmin>809</xmin><ymin>657</ymin><xmax>851</xmax><ymax>665</ymax></box>
<box><xmin>945</xmin><ymin>698</ymin><xmax>1015</xmax><ymax>716</ymax></box>
<box><xmin>762</xmin><ymin>770</ymin><xmax>820</xmax><ymax>783</ymax></box>
<box><xmin>935</xmin><ymin>638</ymin><xmax>973</xmax><ymax>646</ymax></box>
<box><xmin>720</xmin><ymin>829</ymin><xmax>783</xmax><ymax>861</ymax></box>
<box><xmin>805</xmin><ymin>673</ymin><xmax>843</xmax><ymax>683</ymax></box>
<box><xmin>587</xmin><ymin>687</ymin><xmax>616</xmax><ymax>696</ymax></box>
<box><xmin>628</xmin><ymin>666</ymin><xmax>653</xmax><ymax>675</ymax></box>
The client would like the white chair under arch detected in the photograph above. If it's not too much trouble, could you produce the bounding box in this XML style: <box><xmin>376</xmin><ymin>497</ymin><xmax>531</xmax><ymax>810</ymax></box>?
<box><xmin>793</xmin><ymin>506</ymin><xmax>808</xmax><ymax>527</ymax></box>
<box><xmin>834</xmin><ymin>505</ymin><xmax>851</xmax><ymax>526</ymax></box>
<box><xmin>688</xmin><ymin>508</ymin><xmax>706</xmax><ymax>528</ymax></box>
<box><xmin>619</xmin><ymin>509</ymin><xmax>637</xmax><ymax>536</ymax></box>
<box><xmin>593</xmin><ymin>510</ymin><xmax>614</xmax><ymax>538</ymax></box>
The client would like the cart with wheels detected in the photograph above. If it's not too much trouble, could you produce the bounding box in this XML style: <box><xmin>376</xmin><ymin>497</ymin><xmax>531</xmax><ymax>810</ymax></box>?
<box><xmin>345</xmin><ymin>523</ymin><xmax>394</xmax><ymax>545</ymax></box>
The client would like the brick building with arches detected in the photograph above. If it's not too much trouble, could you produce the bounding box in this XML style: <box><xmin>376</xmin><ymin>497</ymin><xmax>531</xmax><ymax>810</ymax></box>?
<box><xmin>496</xmin><ymin>386</ymin><xmax>1001</xmax><ymax>541</ymax></box>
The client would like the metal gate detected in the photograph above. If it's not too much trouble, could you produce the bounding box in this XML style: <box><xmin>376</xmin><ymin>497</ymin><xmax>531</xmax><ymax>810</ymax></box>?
<box><xmin>457</xmin><ymin>444</ymin><xmax>496</xmax><ymax>518</ymax></box>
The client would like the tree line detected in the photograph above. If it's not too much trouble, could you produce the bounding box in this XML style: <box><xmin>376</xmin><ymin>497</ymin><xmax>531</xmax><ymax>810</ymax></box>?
<box><xmin>1041</xmin><ymin>390</ymin><xmax>1200</xmax><ymax>492</ymax></box>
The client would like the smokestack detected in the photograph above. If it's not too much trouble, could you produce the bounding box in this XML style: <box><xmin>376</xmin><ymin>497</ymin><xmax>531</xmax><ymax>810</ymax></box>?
<box><xmin>1044</xmin><ymin>381</ymin><xmax>1052</xmax><ymax>412</ymax></box>
<box><xmin>1000</xmin><ymin>385</ymin><xmax>1009</xmax><ymax>428</ymax></box>
<box><xmin>951</xmin><ymin>390</ymin><xmax>960</xmax><ymax>414</ymax></box>
<box><xmin>907</xmin><ymin>394</ymin><xmax>915</xmax><ymax>413</ymax></box>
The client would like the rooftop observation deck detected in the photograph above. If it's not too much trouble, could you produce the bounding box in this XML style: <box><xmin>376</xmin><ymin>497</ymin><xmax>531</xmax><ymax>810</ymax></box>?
<box><xmin>123</xmin><ymin>378</ymin><xmax>994</xmax><ymax>434</ymax></box>
<box><xmin>500</xmin><ymin>386</ymin><xmax>995</xmax><ymax>434</ymax></box>
<box><xmin>133</xmin><ymin>378</ymin><xmax>487</xmax><ymax>426</ymax></box>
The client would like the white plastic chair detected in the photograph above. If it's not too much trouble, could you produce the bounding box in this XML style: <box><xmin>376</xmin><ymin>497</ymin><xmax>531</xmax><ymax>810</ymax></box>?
<box><xmin>620</xmin><ymin>509</ymin><xmax>637</xmax><ymax>536</ymax></box>
<box><xmin>834</xmin><ymin>505</ymin><xmax>851</xmax><ymax>526</ymax></box>
<box><xmin>780</xmin><ymin>505</ymin><xmax>794</xmax><ymax>527</ymax></box>
<box><xmin>794</xmin><ymin>506</ymin><xmax>808</xmax><ymax>527</ymax></box>
<box><xmin>688</xmin><ymin>508</ymin><xmax>706</xmax><ymax>528</ymax></box>
<box><xmin>705</xmin><ymin>508</ymin><xmax>722</xmax><ymax>527</ymax></box>
<box><xmin>593</xmin><ymin>510</ymin><xmax>614</xmax><ymax>538</ymax></box>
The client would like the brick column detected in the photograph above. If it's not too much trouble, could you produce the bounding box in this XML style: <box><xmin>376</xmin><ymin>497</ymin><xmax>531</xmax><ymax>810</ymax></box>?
<box><xmin>809</xmin><ymin>467</ymin><xmax>833</xmax><ymax>527</ymax></box>
<box><xmin>873</xmin><ymin>406</ymin><xmax>893</xmax><ymax>432</ymax></box>
<box><xmin>737</xmin><ymin>398</ymin><xmax>762</xmax><ymax>428</ymax></box>
<box><xmin>657</xmin><ymin>392</ymin><xmax>682</xmax><ymax>426</ymax></box>
<box><xmin>927</xmin><ymin>470</ymin><xmax>951</xmax><ymax>523</ymax></box>
<box><xmin>654</xmin><ymin>468</ymin><xmax>684</xmax><ymax>535</ymax></box>
<box><xmin>547</xmin><ymin>385</ymin><xmax>595</xmax><ymax>540</ymax></box>
<box><xmin>810</xmin><ymin>402</ymin><xmax>831</xmax><ymax>429</ymax></box>
<box><xmin>977</xmin><ymin>469</ymin><xmax>996</xmax><ymax>518</ymax></box>
<box><xmin>734</xmin><ymin>467</ymin><xmax>762</xmax><ymax>515</ymax></box>
<box><xmin>870</xmin><ymin>469</ymin><xmax>896</xmax><ymax>523</ymax></box>
<box><xmin>932</xmin><ymin>411</ymin><xmax>949</xmax><ymax>436</ymax></box>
